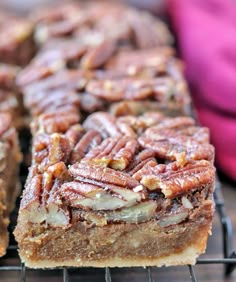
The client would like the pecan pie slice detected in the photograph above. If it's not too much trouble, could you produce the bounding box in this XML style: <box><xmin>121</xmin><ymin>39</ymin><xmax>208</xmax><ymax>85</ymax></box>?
<box><xmin>15</xmin><ymin>112</ymin><xmax>215</xmax><ymax>268</ymax></box>
<box><xmin>0</xmin><ymin>113</ymin><xmax>21</xmax><ymax>256</ymax></box>
<box><xmin>17</xmin><ymin>46</ymin><xmax>190</xmax><ymax>126</ymax></box>
<box><xmin>0</xmin><ymin>64</ymin><xmax>26</xmax><ymax>128</ymax></box>
<box><xmin>33</xmin><ymin>1</ymin><xmax>172</xmax><ymax>49</ymax></box>
<box><xmin>0</xmin><ymin>12</ymin><xmax>34</xmax><ymax>66</ymax></box>
<box><xmin>13</xmin><ymin>0</ymin><xmax>214</xmax><ymax>270</ymax></box>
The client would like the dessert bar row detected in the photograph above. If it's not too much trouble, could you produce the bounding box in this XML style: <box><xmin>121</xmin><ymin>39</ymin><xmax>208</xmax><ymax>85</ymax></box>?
<box><xmin>0</xmin><ymin>7</ymin><xmax>35</xmax><ymax>254</ymax></box>
<box><xmin>15</xmin><ymin>0</ymin><xmax>215</xmax><ymax>266</ymax></box>
<box><xmin>18</xmin><ymin>46</ymin><xmax>190</xmax><ymax>135</ymax></box>
<box><xmin>0</xmin><ymin>1</ymin><xmax>172</xmax><ymax>256</ymax></box>
<box><xmin>0</xmin><ymin>1</ymin><xmax>215</xmax><ymax>267</ymax></box>
<box><xmin>15</xmin><ymin>111</ymin><xmax>215</xmax><ymax>267</ymax></box>
<box><xmin>0</xmin><ymin>115</ymin><xmax>21</xmax><ymax>256</ymax></box>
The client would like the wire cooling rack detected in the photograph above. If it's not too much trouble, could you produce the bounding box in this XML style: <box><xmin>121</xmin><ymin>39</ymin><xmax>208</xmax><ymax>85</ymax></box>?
<box><xmin>0</xmin><ymin>130</ymin><xmax>235</xmax><ymax>281</ymax></box>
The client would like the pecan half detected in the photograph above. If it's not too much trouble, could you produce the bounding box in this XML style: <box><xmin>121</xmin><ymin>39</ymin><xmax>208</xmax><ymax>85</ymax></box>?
<box><xmin>46</xmin><ymin>161</ymin><xmax>71</xmax><ymax>180</ymax></box>
<box><xmin>19</xmin><ymin>166</ymin><xmax>70</xmax><ymax>226</ymax></box>
<box><xmin>138</xmin><ymin>134</ymin><xmax>214</xmax><ymax>164</ymax></box>
<box><xmin>86</xmin><ymin>77</ymin><xmax>182</xmax><ymax>103</ymax></box>
<box><xmin>82</xmin><ymin>136</ymin><xmax>137</xmax><ymax>170</ymax></box>
<box><xmin>83</xmin><ymin>112</ymin><xmax>121</xmax><ymax>138</ymax></box>
<box><xmin>33</xmin><ymin>133</ymin><xmax>71</xmax><ymax>172</ymax></box>
<box><xmin>25</xmin><ymin>89</ymin><xmax>80</xmax><ymax>117</ymax></box>
<box><xmin>155</xmin><ymin>116</ymin><xmax>195</xmax><ymax>130</ymax></box>
<box><xmin>69</xmin><ymin>162</ymin><xmax>140</xmax><ymax>189</ymax></box>
<box><xmin>18</xmin><ymin>36</ymin><xmax>87</xmax><ymax>86</ymax></box>
<box><xmin>144</xmin><ymin>126</ymin><xmax>209</xmax><ymax>144</ymax></box>
<box><xmin>19</xmin><ymin>169</ymin><xmax>46</xmax><ymax>223</ymax></box>
<box><xmin>106</xmin><ymin>47</ymin><xmax>174</xmax><ymax>74</ymax></box>
<box><xmin>23</xmin><ymin>69</ymin><xmax>90</xmax><ymax>97</ymax></box>
<box><xmin>133</xmin><ymin>160</ymin><xmax>215</xmax><ymax>198</ymax></box>
<box><xmin>86</xmin><ymin>78</ymin><xmax>154</xmax><ymax>101</ymax></box>
<box><xmin>86</xmin><ymin>79</ymin><xmax>124</xmax><ymax>102</ymax></box>
<box><xmin>81</xmin><ymin>40</ymin><xmax>117</xmax><ymax>70</ymax></box>
<box><xmin>83</xmin><ymin>112</ymin><xmax>135</xmax><ymax>139</ymax></box>
<box><xmin>125</xmin><ymin>149</ymin><xmax>157</xmax><ymax>175</ymax></box>
<box><xmin>139</xmin><ymin>118</ymin><xmax>214</xmax><ymax>163</ymax></box>
<box><xmin>31</xmin><ymin>109</ymin><xmax>80</xmax><ymax>134</ymax></box>
<box><xmin>70</xmin><ymin>129</ymin><xmax>102</xmax><ymax>164</ymax></box>
<box><xmin>65</xmin><ymin>124</ymin><xmax>85</xmax><ymax>147</ymax></box>
<box><xmin>127</xmin><ymin>10</ymin><xmax>173</xmax><ymax>48</ymax></box>
<box><xmin>116</xmin><ymin>120</ymin><xmax>136</xmax><ymax>138</ymax></box>
<box><xmin>60</xmin><ymin>180</ymin><xmax>145</xmax><ymax>211</ymax></box>
<box><xmin>34</xmin><ymin>4</ymin><xmax>87</xmax><ymax>44</ymax></box>
<box><xmin>95</xmin><ymin>11</ymin><xmax>132</xmax><ymax>44</ymax></box>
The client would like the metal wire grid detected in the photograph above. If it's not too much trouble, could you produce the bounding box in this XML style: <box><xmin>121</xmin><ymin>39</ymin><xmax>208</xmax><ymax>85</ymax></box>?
<box><xmin>0</xmin><ymin>180</ymin><xmax>235</xmax><ymax>282</ymax></box>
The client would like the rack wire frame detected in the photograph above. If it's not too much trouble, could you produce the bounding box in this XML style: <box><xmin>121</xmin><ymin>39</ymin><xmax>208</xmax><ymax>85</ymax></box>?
<box><xmin>0</xmin><ymin>179</ymin><xmax>235</xmax><ymax>282</ymax></box>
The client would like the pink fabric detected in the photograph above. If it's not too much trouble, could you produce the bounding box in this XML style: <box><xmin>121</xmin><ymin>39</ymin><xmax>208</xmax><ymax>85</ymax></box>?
<box><xmin>168</xmin><ymin>0</ymin><xmax>236</xmax><ymax>180</ymax></box>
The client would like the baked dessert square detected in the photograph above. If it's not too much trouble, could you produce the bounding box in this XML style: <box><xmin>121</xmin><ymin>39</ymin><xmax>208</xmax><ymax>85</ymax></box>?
<box><xmin>0</xmin><ymin>12</ymin><xmax>34</xmax><ymax>66</ymax></box>
<box><xmin>12</xmin><ymin>0</ymin><xmax>215</xmax><ymax>270</ymax></box>
<box><xmin>33</xmin><ymin>1</ymin><xmax>172</xmax><ymax>48</ymax></box>
<box><xmin>0</xmin><ymin>113</ymin><xmax>22</xmax><ymax>256</ymax></box>
<box><xmin>0</xmin><ymin>64</ymin><xmax>25</xmax><ymax>128</ymax></box>
<box><xmin>17</xmin><ymin>46</ymin><xmax>190</xmax><ymax>135</ymax></box>
<box><xmin>14</xmin><ymin>112</ymin><xmax>215</xmax><ymax>268</ymax></box>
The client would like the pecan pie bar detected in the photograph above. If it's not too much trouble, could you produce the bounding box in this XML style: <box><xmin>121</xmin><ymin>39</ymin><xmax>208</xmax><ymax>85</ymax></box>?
<box><xmin>0</xmin><ymin>64</ymin><xmax>25</xmax><ymax>128</ymax></box>
<box><xmin>14</xmin><ymin>112</ymin><xmax>215</xmax><ymax>267</ymax></box>
<box><xmin>0</xmin><ymin>12</ymin><xmax>34</xmax><ymax>66</ymax></box>
<box><xmin>0</xmin><ymin>113</ymin><xmax>22</xmax><ymax>256</ymax></box>
<box><xmin>33</xmin><ymin>1</ymin><xmax>172</xmax><ymax>47</ymax></box>
<box><xmin>16</xmin><ymin>46</ymin><xmax>190</xmax><ymax>135</ymax></box>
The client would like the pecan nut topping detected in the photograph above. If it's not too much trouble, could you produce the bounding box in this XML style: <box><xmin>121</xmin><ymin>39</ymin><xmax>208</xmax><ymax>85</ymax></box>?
<box><xmin>86</xmin><ymin>78</ymin><xmax>154</xmax><ymax>102</ymax></box>
<box><xmin>138</xmin><ymin>134</ymin><xmax>214</xmax><ymax>164</ymax></box>
<box><xmin>106</xmin><ymin>47</ymin><xmax>174</xmax><ymax>74</ymax></box>
<box><xmin>133</xmin><ymin>160</ymin><xmax>215</xmax><ymax>199</ymax></box>
<box><xmin>20</xmin><ymin>165</ymin><xmax>70</xmax><ymax>226</ymax></box>
<box><xmin>69</xmin><ymin>162</ymin><xmax>140</xmax><ymax>189</ymax></box>
<box><xmin>127</xmin><ymin>11</ymin><xmax>173</xmax><ymax>49</ymax></box>
<box><xmin>60</xmin><ymin>181</ymin><xmax>146</xmax><ymax>211</ymax></box>
<box><xmin>23</xmin><ymin>69</ymin><xmax>90</xmax><ymax>96</ymax></box>
<box><xmin>83</xmin><ymin>112</ymin><xmax>122</xmax><ymax>138</ymax></box>
<box><xmin>138</xmin><ymin>116</ymin><xmax>214</xmax><ymax>163</ymax></box>
<box><xmin>33</xmin><ymin>133</ymin><xmax>71</xmax><ymax>172</ymax></box>
<box><xmin>31</xmin><ymin>110</ymin><xmax>80</xmax><ymax>134</ymax></box>
<box><xmin>154</xmin><ymin>116</ymin><xmax>195</xmax><ymax>130</ymax></box>
<box><xmin>69</xmin><ymin>129</ymin><xmax>102</xmax><ymax>164</ymax></box>
<box><xmin>86</xmin><ymin>77</ymin><xmax>185</xmax><ymax>103</ymax></box>
<box><xmin>64</xmin><ymin>124</ymin><xmax>85</xmax><ymax>147</ymax></box>
<box><xmin>81</xmin><ymin>40</ymin><xmax>117</xmax><ymax>70</ymax></box>
<box><xmin>25</xmin><ymin>89</ymin><xmax>80</xmax><ymax>117</ymax></box>
<box><xmin>125</xmin><ymin>149</ymin><xmax>157</xmax><ymax>176</ymax></box>
<box><xmin>82</xmin><ymin>136</ymin><xmax>138</xmax><ymax>170</ymax></box>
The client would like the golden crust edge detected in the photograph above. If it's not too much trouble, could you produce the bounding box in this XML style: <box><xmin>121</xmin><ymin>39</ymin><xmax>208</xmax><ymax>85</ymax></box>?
<box><xmin>19</xmin><ymin>244</ymin><xmax>202</xmax><ymax>268</ymax></box>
